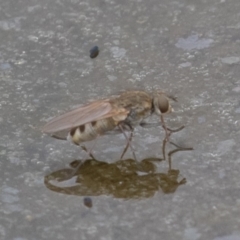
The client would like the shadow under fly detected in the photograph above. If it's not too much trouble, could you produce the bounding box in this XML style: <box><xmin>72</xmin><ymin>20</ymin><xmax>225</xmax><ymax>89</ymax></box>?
<box><xmin>44</xmin><ymin>136</ymin><xmax>193</xmax><ymax>198</ymax></box>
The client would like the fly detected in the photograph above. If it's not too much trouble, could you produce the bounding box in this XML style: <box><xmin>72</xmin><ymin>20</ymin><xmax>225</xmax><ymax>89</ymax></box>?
<box><xmin>42</xmin><ymin>90</ymin><xmax>184</xmax><ymax>159</ymax></box>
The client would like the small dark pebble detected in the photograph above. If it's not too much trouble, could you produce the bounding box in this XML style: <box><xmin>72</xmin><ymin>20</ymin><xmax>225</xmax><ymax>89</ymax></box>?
<box><xmin>89</xmin><ymin>46</ymin><xmax>99</xmax><ymax>58</ymax></box>
<box><xmin>83</xmin><ymin>197</ymin><xmax>93</xmax><ymax>208</ymax></box>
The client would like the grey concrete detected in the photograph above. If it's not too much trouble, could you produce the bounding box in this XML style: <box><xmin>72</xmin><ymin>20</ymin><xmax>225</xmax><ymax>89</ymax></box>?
<box><xmin>1</xmin><ymin>0</ymin><xmax>240</xmax><ymax>239</ymax></box>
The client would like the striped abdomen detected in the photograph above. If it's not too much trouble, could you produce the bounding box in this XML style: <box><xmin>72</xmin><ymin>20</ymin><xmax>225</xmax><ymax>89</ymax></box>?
<box><xmin>68</xmin><ymin>117</ymin><xmax>117</xmax><ymax>145</ymax></box>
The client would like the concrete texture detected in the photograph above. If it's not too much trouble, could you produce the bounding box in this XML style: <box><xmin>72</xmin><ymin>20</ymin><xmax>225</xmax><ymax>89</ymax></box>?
<box><xmin>1</xmin><ymin>0</ymin><xmax>240</xmax><ymax>239</ymax></box>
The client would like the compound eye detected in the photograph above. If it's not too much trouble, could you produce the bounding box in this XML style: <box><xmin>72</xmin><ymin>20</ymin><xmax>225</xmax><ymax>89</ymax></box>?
<box><xmin>154</xmin><ymin>94</ymin><xmax>170</xmax><ymax>114</ymax></box>
<box><xmin>159</xmin><ymin>96</ymin><xmax>169</xmax><ymax>113</ymax></box>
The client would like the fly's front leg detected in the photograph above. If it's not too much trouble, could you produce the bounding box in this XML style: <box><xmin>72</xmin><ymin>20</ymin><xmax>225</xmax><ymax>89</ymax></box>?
<box><xmin>167</xmin><ymin>142</ymin><xmax>193</xmax><ymax>170</ymax></box>
<box><xmin>167</xmin><ymin>125</ymin><xmax>185</xmax><ymax>135</ymax></box>
<box><xmin>160</xmin><ymin>115</ymin><xmax>170</xmax><ymax>141</ymax></box>
<box><xmin>160</xmin><ymin>116</ymin><xmax>185</xmax><ymax>141</ymax></box>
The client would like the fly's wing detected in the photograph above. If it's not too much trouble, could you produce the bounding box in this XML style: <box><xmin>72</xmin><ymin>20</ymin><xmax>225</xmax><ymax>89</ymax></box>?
<box><xmin>42</xmin><ymin>99</ymin><xmax>129</xmax><ymax>133</ymax></box>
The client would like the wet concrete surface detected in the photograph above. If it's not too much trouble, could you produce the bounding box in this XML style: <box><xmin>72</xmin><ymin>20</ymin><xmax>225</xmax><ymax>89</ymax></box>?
<box><xmin>1</xmin><ymin>0</ymin><xmax>240</xmax><ymax>239</ymax></box>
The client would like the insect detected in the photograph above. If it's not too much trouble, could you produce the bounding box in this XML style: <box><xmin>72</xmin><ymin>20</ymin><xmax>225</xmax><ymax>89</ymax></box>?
<box><xmin>42</xmin><ymin>90</ymin><xmax>183</xmax><ymax>159</ymax></box>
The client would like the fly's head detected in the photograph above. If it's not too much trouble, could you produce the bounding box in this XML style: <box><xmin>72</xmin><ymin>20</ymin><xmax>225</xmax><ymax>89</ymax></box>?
<box><xmin>152</xmin><ymin>91</ymin><xmax>176</xmax><ymax>116</ymax></box>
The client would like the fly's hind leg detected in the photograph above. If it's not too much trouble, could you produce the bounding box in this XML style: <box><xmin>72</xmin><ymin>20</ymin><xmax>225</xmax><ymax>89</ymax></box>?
<box><xmin>70</xmin><ymin>139</ymin><xmax>98</xmax><ymax>177</ymax></box>
<box><xmin>118</xmin><ymin>123</ymin><xmax>137</xmax><ymax>161</ymax></box>
<box><xmin>81</xmin><ymin>145</ymin><xmax>96</xmax><ymax>160</ymax></box>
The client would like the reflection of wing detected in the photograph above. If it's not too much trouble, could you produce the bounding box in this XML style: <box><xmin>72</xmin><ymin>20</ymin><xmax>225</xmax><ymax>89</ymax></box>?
<box><xmin>42</xmin><ymin>99</ymin><xmax>129</xmax><ymax>133</ymax></box>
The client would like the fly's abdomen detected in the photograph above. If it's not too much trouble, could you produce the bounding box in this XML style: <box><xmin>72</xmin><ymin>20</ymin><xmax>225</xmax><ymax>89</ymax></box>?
<box><xmin>68</xmin><ymin>117</ymin><xmax>117</xmax><ymax>145</ymax></box>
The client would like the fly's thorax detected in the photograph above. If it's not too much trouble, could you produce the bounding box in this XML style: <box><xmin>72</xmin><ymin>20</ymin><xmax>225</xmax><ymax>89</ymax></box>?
<box><xmin>67</xmin><ymin>117</ymin><xmax>117</xmax><ymax>145</ymax></box>
<box><xmin>111</xmin><ymin>91</ymin><xmax>152</xmax><ymax>109</ymax></box>
<box><xmin>152</xmin><ymin>93</ymin><xmax>172</xmax><ymax>116</ymax></box>
<box><xmin>111</xmin><ymin>90</ymin><xmax>153</xmax><ymax>125</ymax></box>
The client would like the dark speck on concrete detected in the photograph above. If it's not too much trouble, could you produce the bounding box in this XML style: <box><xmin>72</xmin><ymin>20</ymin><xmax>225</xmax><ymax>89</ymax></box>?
<box><xmin>83</xmin><ymin>197</ymin><xmax>93</xmax><ymax>208</ymax></box>
<box><xmin>89</xmin><ymin>46</ymin><xmax>99</xmax><ymax>58</ymax></box>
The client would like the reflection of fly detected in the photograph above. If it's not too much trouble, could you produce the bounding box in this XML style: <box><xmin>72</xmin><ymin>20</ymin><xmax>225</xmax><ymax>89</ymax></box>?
<box><xmin>42</xmin><ymin>90</ymin><xmax>180</xmax><ymax>158</ymax></box>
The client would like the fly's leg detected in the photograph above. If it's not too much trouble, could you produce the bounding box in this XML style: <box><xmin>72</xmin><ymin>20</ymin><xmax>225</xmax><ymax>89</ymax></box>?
<box><xmin>120</xmin><ymin>129</ymin><xmax>133</xmax><ymax>159</ymax></box>
<box><xmin>140</xmin><ymin>122</ymin><xmax>184</xmax><ymax>136</ymax></box>
<box><xmin>160</xmin><ymin>115</ymin><xmax>170</xmax><ymax>141</ymax></box>
<box><xmin>118</xmin><ymin>123</ymin><xmax>137</xmax><ymax>161</ymax></box>
<box><xmin>167</xmin><ymin>125</ymin><xmax>185</xmax><ymax>133</ymax></box>
<box><xmin>81</xmin><ymin>145</ymin><xmax>96</xmax><ymax>160</ymax></box>
<box><xmin>160</xmin><ymin>115</ymin><xmax>185</xmax><ymax>141</ymax></box>
<box><xmin>70</xmin><ymin>139</ymin><xmax>98</xmax><ymax>176</ymax></box>
<box><xmin>168</xmin><ymin>141</ymin><xmax>193</xmax><ymax>170</ymax></box>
